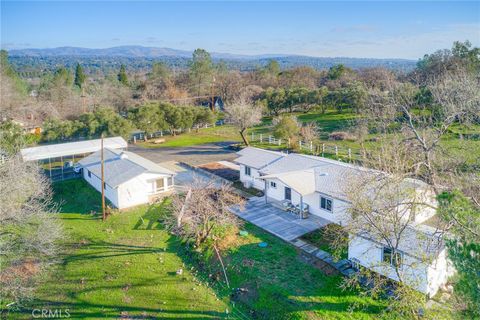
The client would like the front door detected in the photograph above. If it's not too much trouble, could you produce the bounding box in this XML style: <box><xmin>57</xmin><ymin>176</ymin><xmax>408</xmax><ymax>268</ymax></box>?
<box><xmin>284</xmin><ymin>187</ymin><xmax>291</xmax><ymax>201</ymax></box>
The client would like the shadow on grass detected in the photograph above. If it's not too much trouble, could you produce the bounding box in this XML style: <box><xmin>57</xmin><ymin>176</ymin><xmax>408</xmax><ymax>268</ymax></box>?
<box><xmin>13</xmin><ymin>299</ymin><xmax>232</xmax><ymax>319</ymax></box>
<box><xmin>133</xmin><ymin>198</ymin><xmax>170</xmax><ymax>230</ymax></box>
<box><xmin>62</xmin><ymin>240</ymin><xmax>167</xmax><ymax>264</ymax></box>
<box><xmin>167</xmin><ymin>224</ymin><xmax>386</xmax><ymax>320</ymax></box>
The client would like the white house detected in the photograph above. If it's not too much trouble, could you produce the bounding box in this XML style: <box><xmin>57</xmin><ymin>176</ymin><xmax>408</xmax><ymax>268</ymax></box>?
<box><xmin>235</xmin><ymin>147</ymin><xmax>285</xmax><ymax>190</ymax></box>
<box><xmin>235</xmin><ymin>147</ymin><xmax>453</xmax><ymax>297</ymax></box>
<box><xmin>78</xmin><ymin>148</ymin><xmax>175</xmax><ymax>209</ymax></box>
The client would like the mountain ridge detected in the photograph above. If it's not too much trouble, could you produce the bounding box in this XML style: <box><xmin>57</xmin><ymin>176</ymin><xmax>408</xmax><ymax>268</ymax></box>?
<box><xmin>7</xmin><ymin>45</ymin><xmax>415</xmax><ymax>62</ymax></box>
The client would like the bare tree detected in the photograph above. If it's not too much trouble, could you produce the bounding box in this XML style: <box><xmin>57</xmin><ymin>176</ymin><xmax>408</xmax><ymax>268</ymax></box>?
<box><xmin>331</xmin><ymin>143</ymin><xmax>446</xmax><ymax>316</ymax></box>
<box><xmin>0</xmin><ymin>156</ymin><xmax>63</xmax><ymax>311</ymax></box>
<box><xmin>224</xmin><ymin>96</ymin><xmax>262</xmax><ymax>146</ymax></box>
<box><xmin>361</xmin><ymin>69</ymin><xmax>480</xmax><ymax>194</ymax></box>
<box><xmin>300</xmin><ymin>121</ymin><xmax>320</xmax><ymax>143</ymax></box>
<box><xmin>166</xmin><ymin>178</ymin><xmax>245</xmax><ymax>248</ymax></box>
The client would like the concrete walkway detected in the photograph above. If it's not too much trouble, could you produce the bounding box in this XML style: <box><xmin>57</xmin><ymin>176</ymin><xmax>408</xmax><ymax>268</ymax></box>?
<box><xmin>230</xmin><ymin>196</ymin><xmax>330</xmax><ymax>241</ymax></box>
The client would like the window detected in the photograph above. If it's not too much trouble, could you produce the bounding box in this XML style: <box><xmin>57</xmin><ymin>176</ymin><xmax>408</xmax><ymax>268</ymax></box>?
<box><xmin>320</xmin><ymin>196</ymin><xmax>333</xmax><ymax>212</ymax></box>
<box><xmin>285</xmin><ymin>187</ymin><xmax>291</xmax><ymax>200</ymax></box>
<box><xmin>383</xmin><ymin>247</ymin><xmax>403</xmax><ymax>268</ymax></box>
<box><xmin>244</xmin><ymin>166</ymin><xmax>251</xmax><ymax>176</ymax></box>
<box><xmin>156</xmin><ymin>178</ymin><xmax>165</xmax><ymax>192</ymax></box>
<box><xmin>87</xmin><ymin>170</ymin><xmax>91</xmax><ymax>178</ymax></box>
<box><xmin>167</xmin><ymin>177</ymin><xmax>173</xmax><ymax>186</ymax></box>
<box><xmin>270</xmin><ymin>181</ymin><xmax>277</xmax><ymax>188</ymax></box>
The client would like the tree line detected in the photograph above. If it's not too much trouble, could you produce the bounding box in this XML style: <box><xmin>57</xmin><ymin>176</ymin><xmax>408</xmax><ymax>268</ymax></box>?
<box><xmin>40</xmin><ymin>103</ymin><xmax>216</xmax><ymax>142</ymax></box>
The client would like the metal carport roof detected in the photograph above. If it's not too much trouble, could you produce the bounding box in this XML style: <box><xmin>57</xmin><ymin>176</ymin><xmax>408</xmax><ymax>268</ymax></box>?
<box><xmin>20</xmin><ymin>137</ymin><xmax>128</xmax><ymax>161</ymax></box>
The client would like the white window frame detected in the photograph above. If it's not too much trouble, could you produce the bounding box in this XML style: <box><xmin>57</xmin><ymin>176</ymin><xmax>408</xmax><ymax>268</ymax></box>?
<box><xmin>270</xmin><ymin>181</ymin><xmax>277</xmax><ymax>188</ymax></box>
<box><xmin>320</xmin><ymin>195</ymin><xmax>333</xmax><ymax>212</ymax></box>
<box><xmin>382</xmin><ymin>247</ymin><xmax>403</xmax><ymax>269</ymax></box>
<box><xmin>155</xmin><ymin>178</ymin><xmax>166</xmax><ymax>192</ymax></box>
<box><xmin>244</xmin><ymin>166</ymin><xmax>251</xmax><ymax>176</ymax></box>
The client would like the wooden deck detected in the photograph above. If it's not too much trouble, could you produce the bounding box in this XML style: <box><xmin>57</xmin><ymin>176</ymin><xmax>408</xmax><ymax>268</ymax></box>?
<box><xmin>230</xmin><ymin>196</ymin><xmax>331</xmax><ymax>241</ymax></box>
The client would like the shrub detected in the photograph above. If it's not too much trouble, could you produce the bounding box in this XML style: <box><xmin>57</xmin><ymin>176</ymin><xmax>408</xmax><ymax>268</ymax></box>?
<box><xmin>328</xmin><ymin>131</ymin><xmax>357</xmax><ymax>141</ymax></box>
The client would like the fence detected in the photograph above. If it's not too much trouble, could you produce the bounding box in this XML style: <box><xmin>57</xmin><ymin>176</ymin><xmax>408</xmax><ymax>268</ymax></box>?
<box><xmin>248</xmin><ymin>132</ymin><xmax>363</xmax><ymax>162</ymax></box>
<box><xmin>130</xmin><ymin>120</ymin><xmax>227</xmax><ymax>143</ymax></box>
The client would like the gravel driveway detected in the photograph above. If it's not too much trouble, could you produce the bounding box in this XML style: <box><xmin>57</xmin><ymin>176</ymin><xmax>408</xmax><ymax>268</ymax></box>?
<box><xmin>127</xmin><ymin>142</ymin><xmax>237</xmax><ymax>166</ymax></box>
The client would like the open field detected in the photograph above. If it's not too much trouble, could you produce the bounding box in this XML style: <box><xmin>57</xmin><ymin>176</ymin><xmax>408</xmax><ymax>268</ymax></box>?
<box><xmin>10</xmin><ymin>179</ymin><xmax>396</xmax><ymax>320</ymax></box>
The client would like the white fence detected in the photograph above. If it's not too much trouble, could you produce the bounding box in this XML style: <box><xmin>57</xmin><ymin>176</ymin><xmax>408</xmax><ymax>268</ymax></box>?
<box><xmin>249</xmin><ymin>132</ymin><xmax>362</xmax><ymax>161</ymax></box>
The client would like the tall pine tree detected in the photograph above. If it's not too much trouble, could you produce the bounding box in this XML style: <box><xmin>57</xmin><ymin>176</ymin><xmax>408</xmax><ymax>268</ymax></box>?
<box><xmin>118</xmin><ymin>64</ymin><xmax>128</xmax><ymax>85</ymax></box>
<box><xmin>74</xmin><ymin>63</ymin><xmax>86</xmax><ymax>88</ymax></box>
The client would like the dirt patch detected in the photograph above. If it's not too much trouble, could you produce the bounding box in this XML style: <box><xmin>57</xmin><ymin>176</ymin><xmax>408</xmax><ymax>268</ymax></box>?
<box><xmin>197</xmin><ymin>162</ymin><xmax>239</xmax><ymax>181</ymax></box>
<box><xmin>0</xmin><ymin>259</ymin><xmax>41</xmax><ymax>283</ymax></box>
<box><xmin>231</xmin><ymin>282</ymin><xmax>259</xmax><ymax>305</ymax></box>
<box><xmin>298</xmin><ymin>251</ymin><xmax>339</xmax><ymax>276</ymax></box>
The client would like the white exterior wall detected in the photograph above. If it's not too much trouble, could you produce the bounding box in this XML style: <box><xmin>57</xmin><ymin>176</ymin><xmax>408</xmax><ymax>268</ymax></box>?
<box><xmin>239</xmin><ymin>164</ymin><xmax>264</xmax><ymax>190</ymax></box>
<box><xmin>304</xmin><ymin>192</ymin><xmax>350</xmax><ymax>225</ymax></box>
<box><xmin>83</xmin><ymin>169</ymin><xmax>173</xmax><ymax>209</ymax></box>
<box><xmin>264</xmin><ymin>178</ymin><xmax>349</xmax><ymax>224</ymax></box>
<box><xmin>265</xmin><ymin>178</ymin><xmax>301</xmax><ymax>204</ymax></box>
<box><xmin>426</xmin><ymin>249</ymin><xmax>455</xmax><ymax>297</ymax></box>
<box><xmin>348</xmin><ymin>235</ymin><xmax>452</xmax><ymax>296</ymax></box>
<box><xmin>83</xmin><ymin>168</ymin><xmax>120</xmax><ymax>208</ymax></box>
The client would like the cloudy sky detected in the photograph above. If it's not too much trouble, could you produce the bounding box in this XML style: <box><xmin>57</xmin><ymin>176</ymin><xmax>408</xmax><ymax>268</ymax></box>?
<box><xmin>1</xmin><ymin>1</ymin><xmax>479</xmax><ymax>59</ymax></box>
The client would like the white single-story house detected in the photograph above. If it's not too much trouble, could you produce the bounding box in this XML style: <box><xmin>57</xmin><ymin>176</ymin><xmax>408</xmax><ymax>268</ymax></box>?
<box><xmin>235</xmin><ymin>147</ymin><xmax>454</xmax><ymax>297</ymax></box>
<box><xmin>235</xmin><ymin>147</ymin><xmax>285</xmax><ymax>190</ymax></box>
<box><xmin>78</xmin><ymin>148</ymin><xmax>175</xmax><ymax>209</ymax></box>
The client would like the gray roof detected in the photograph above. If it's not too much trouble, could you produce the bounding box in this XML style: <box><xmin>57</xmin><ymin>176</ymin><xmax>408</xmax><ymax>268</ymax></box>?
<box><xmin>78</xmin><ymin>148</ymin><xmax>174</xmax><ymax>188</ymax></box>
<box><xmin>235</xmin><ymin>147</ymin><xmax>285</xmax><ymax>169</ymax></box>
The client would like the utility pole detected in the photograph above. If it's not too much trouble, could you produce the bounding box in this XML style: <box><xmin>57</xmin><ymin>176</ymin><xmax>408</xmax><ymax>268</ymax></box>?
<box><xmin>101</xmin><ymin>134</ymin><xmax>106</xmax><ymax>221</ymax></box>
<box><xmin>210</xmin><ymin>76</ymin><xmax>216</xmax><ymax>112</ymax></box>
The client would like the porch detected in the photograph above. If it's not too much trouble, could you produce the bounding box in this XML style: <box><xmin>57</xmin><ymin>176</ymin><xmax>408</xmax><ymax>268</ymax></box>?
<box><xmin>230</xmin><ymin>196</ymin><xmax>331</xmax><ymax>241</ymax></box>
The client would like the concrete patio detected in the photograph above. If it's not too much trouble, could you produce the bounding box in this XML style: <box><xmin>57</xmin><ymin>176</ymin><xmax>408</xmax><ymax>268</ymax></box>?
<box><xmin>230</xmin><ymin>196</ymin><xmax>331</xmax><ymax>241</ymax></box>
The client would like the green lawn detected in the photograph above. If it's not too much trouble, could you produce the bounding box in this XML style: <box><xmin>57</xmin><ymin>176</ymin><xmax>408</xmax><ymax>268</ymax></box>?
<box><xmin>301</xmin><ymin>225</ymin><xmax>349</xmax><ymax>260</ymax></box>
<box><xmin>136</xmin><ymin>126</ymin><xmax>241</xmax><ymax>148</ymax></box>
<box><xmin>11</xmin><ymin>179</ymin><xmax>395</xmax><ymax>319</ymax></box>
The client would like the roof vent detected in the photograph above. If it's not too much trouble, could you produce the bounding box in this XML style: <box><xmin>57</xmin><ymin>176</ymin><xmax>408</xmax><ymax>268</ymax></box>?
<box><xmin>119</xmin><ymin>152</ymin><xmax>128</xmax><ymax>160</ymax></box>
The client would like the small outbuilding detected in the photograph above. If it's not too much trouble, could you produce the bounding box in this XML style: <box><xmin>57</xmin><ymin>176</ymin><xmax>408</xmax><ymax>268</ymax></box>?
<box><xmin>78</xmin><ymin>148</ymin><xmax>175</xmax><ymax>209</ymax></box>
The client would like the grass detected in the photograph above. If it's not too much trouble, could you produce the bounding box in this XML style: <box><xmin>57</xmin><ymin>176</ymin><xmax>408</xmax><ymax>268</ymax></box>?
<box><xmin>13</xmin><ymin>179</ymin><xmax>231</xmax><ymax>319</ymax></box>
<box><xmin>301</xmin><ymin>225</ymin><xmax>349</xmax><ymax>260</ymax></box>
<box><xmin>11</xmin><ymin>179</ymin><xmax>395</xmax><ymax>319</ymax></box>
<box><xmin>136</xmin><ymin>126</ymin><xmax>241</xmax><ymax>148</ymax></box>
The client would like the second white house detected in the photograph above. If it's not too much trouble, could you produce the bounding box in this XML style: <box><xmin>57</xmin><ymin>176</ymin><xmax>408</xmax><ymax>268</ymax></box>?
<box><xmin>78</xmin><ymin>148</ymin><xmax>175</xmax><ymax>209</ymax></box>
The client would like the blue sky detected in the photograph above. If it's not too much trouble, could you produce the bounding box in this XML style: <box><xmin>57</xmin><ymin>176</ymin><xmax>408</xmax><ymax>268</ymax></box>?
<box><xmin>1</xmin><ymin>1</ymin><xmax>479</xmax><ymax>59</ymax></box>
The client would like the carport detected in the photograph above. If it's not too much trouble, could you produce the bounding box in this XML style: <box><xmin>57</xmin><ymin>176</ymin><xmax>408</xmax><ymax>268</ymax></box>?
<box><xmin>20</xmin><ymin>137</ymin><xmax>127</xmax><ymax>181</ymax></box>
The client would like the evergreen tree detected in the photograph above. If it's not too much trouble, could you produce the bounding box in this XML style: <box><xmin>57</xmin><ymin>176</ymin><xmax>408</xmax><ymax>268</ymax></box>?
<box><xmin>74</xmin><ymin>63</ymin><xmax>86</xmax><ymax>88</ymax></box>
<box><xmin>118</xmin><ymin>64</ymin><xmax>128</xmax><ymax>85</ymax></box>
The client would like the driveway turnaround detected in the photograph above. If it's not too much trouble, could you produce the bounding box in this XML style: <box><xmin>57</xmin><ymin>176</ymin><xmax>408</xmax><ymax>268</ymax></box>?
<box><xmin>128</xmin><ymin>142</ymin><xmax>237</xmax><ymax>166</ymax></box>
<box><xmin>230</xmin><ymin>196</ymin><xmax>330</xmax><ymax>241</ymax></box>
<box><xmin>159</xmin><ymin>161</ymin><xmax>227</xmax><ymax>190</ymax></box>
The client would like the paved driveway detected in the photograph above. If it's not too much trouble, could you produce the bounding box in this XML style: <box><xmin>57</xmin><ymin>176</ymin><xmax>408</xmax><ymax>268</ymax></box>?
<box><xmin>159</xmin><ymin>161</ymin><xmax>228</xmax><ymax>190</ymax></box>
<box><xmin>128</xmin><ymin>142</ymin><xmax>237</xmax><ymax>166</ymax></box>
<box><xmin>230</xmin><ymin>196</ymin><xmax>331</xmax><ymax>241</ymax></box>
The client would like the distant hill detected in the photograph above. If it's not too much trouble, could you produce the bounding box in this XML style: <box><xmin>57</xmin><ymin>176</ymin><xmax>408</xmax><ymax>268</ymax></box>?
<box><xmin>7</xmin><ymin>45</ymin><xmax>417</xmax><ymax>74</ymax></box>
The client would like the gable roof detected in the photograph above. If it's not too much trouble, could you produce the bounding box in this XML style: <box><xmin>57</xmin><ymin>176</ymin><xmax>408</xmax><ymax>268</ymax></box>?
<box><xmin>78</xmin><ymin>148</ymin><xmax>174</xmax><ymax>188</ymax></box>
<box><xmin>262</xmin><ymin>169</ymin><xmax>317</xmax><ymax>196</ymax></box>
<box><xmin>258</xmin><ymin>150</ymin><xmax>428</xmax><ymax>201</ymax></box>
<box><xmin>234</xmin><ymin>147</ymin><xmax>285</xmax><ymax>169</ymax></box>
